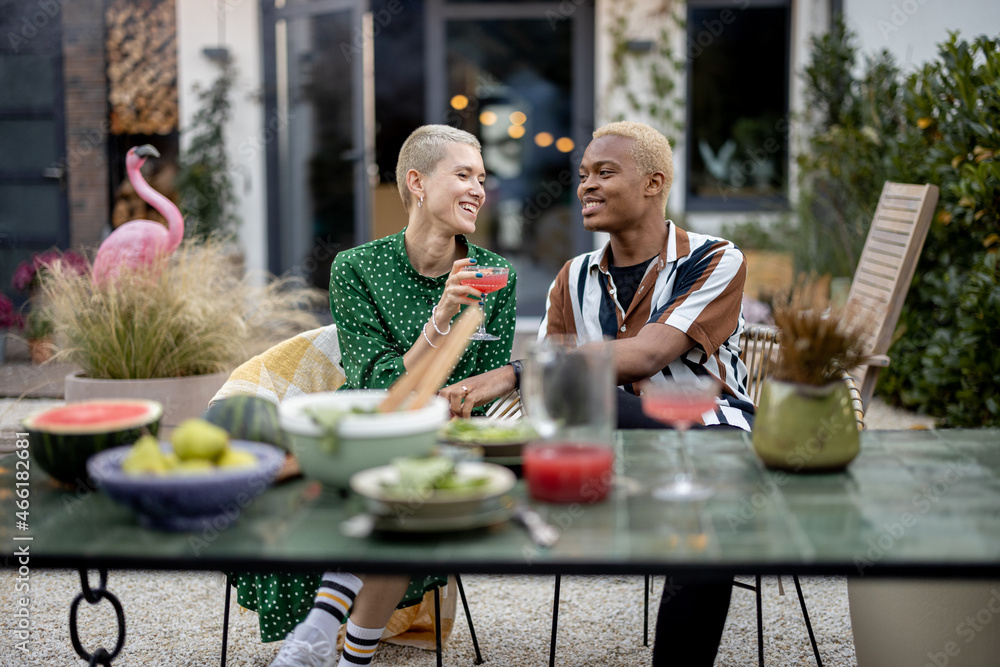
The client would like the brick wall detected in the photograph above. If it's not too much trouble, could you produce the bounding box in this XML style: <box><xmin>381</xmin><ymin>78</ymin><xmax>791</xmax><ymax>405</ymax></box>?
<box><xmin>62</xmin><ymin>0</ymin><xmax>109</xmax><ymax>251</ymax></box>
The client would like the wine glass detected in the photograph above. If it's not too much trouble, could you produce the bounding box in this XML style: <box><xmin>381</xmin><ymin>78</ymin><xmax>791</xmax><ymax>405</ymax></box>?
<box><xmin>640</xmin><ymin>377</ymin><xmax>720</xmax><ymax>501</ymax></box>
<box><xmin>459</xmin><ymin>266</ymin><xmax>509</xmax><ymax>341</ymax></box>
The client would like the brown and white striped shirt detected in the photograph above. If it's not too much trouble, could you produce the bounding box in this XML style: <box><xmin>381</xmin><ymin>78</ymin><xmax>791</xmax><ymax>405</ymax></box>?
<box><xmin>539</xmin><ymin>221</ymin><xmax>754</xmax><ymax>430</ymax></box>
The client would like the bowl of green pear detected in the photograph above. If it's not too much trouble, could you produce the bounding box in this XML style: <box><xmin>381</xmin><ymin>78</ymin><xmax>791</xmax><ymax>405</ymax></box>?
<box><xmin>86</xmin><ymin>418</ymin><xmax>286</xmax><ymax>531</ymax></box>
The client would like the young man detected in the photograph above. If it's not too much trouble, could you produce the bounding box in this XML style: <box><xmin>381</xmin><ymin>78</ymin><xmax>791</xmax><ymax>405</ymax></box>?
<box><xmin>444</xmin><ymin>120</ymin><xmax>752</xmax><ymax>430</ymax></box>
<box><xmin>443</xmin><ymin>120</ymin><xmax>752</xmax><ymax>665</ymax></box>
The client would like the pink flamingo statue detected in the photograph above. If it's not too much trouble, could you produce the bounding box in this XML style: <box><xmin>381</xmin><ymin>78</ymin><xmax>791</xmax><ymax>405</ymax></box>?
<box><xmin>92</xmin><ymin>144</ymin><xmax>184</xmax><ymax>284</ymax></box>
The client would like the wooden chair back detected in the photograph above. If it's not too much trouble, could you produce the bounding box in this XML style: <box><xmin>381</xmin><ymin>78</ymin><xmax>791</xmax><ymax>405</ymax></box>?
<box><xmin>845</xmin><ymin>182</ymin><xmax>939</xmax><ymax>407</ymax></box>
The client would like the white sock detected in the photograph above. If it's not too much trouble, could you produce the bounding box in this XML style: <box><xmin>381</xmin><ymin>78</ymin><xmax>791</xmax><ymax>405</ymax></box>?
<box><xmin>339</xmin><ymin>619</ymin><xmax>383</xmax><ymax>666</ymax></box>
<box><xmin>301</xmin><ymin>572</ymin><xmax>364</xmax><ymax>642</ymax></box>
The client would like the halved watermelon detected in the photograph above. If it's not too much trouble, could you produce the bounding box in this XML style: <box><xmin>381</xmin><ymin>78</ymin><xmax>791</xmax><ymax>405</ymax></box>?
<box><xmin>24</xmin><ymin>399</ymin><xmax>163</xmax><ymax>485</ymax></box>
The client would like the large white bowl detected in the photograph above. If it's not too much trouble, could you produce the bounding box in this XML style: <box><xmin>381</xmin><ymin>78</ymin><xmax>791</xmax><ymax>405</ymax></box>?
<box><xmin>279</xmin><ymin>390</ymin><xmax>449</xmax><ymax>489</ymax></box>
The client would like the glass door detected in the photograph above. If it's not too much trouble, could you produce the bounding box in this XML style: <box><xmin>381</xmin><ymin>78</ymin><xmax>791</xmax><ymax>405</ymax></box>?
<box><xmin>263</xmin><ymin>0</ymin><xmax>374</xmax><ymax>289</ymax></box>
<box><xmin>0</xmin><ymin>0</ymin><xmax>68</xmax><ymax>298</ymax></box>
<box><xmin>426</xmin><ymin>0</ymin><xmax>595</xmax><ymax>317</ymax></box>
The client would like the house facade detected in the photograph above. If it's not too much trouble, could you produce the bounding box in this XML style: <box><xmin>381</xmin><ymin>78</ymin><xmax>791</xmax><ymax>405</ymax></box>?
<box><xmin>2</xmin><ymin>0</ymin><xmax>997</xmax><ymax>317</ymax></box>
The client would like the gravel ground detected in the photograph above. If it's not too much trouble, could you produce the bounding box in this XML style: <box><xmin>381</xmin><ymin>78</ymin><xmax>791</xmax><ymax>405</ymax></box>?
<box><xmin>0</xmin><ymin>397</ymin><xmax>936</xmax><ymax>666</ymax></box>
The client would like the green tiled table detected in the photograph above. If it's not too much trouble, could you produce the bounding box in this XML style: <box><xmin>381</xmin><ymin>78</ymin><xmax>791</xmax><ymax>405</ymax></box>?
<box><xmin>3</xmin><ymin>429</ymin><xmax>1000</xmax><ymax>578</ymax></box>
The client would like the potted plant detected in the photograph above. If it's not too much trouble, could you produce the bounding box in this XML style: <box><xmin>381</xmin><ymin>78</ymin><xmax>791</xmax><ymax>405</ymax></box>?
<box><xmin>751</xmin><ymin>280</ymin><xmax>869</xmax><ymax>472</ymax></box>
<box><xmin>24</xmin><ymin>307</ymin><xmax>55</xmax><ymax>364</ymax></box>
<box><xmin>12</xmin><ymin>249</ymin><xmax>88</xmax><ymax>364</ymax></box>
<box><xmin>12</xmin><ymin>249</ymin><xmax>88</xmax><ymax>295</ymax></box>
<box><xmin>38</xmin><ymin>239</ymin><xmax>324</xmax><ymax>433</ymax></box>
<box><xmin>0</xmin><ymin>293</ymin><xmax>24</xmax><ymax>363</ymax></box>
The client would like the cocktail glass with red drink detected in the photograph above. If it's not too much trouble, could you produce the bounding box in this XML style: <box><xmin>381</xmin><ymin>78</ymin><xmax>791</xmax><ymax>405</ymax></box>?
<box><xmin>459</xmin><ymin>266</ymin><xmax>509</xmax><ymax>341</ymax></box>
<box><xmin>640</xmin><ymin>377</ymin><xmax>720</xmax><ymax>501</ymax></box>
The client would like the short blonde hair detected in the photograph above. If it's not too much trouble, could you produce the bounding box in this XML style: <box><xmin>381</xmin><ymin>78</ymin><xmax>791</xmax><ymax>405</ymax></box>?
<box><xmin>396</xmin><ymin>125</ymin><xmax>482</xmax><ymax>212</ymax></box>
<box><xmin>592</xmin><ymin>121</ymin><xmax>673</xmax><ymax>211</ymax></box>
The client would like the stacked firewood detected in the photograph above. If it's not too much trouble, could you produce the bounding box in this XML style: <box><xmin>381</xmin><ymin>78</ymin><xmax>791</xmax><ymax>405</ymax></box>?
<box><xmin>106</xmin><ymin>0</ymin><xmax>179</xmax><ymax>135</ymax></box>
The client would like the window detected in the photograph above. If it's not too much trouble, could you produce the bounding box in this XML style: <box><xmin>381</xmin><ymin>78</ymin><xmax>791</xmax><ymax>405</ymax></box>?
<box><xmin>686</xmin><ymin>0</ymin><xmax>790</xmax><ymax>211</ymax></box>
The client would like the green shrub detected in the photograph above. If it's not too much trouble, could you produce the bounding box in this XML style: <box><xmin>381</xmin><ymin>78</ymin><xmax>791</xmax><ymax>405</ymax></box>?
<box><xmin>796</xmin><ymin>19</ymin><xmax>904</xmax><ymax>277</ymax></box>
<box><xmin>799</xmin><ymin>28</ymin><xmax>1000</xmax><ymax>426</ymax></box>
<box><xmin>879</xmin><ymin>34</ymin><xmax>1000</xmax><ymax>426</ymax></box>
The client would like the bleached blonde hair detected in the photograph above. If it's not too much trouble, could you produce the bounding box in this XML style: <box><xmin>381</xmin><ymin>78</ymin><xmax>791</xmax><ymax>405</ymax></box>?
<box><xmin>395</xmin><ymin>125</ymin><xmax>482</xmax><ymax>212</ymax></box>
<box><xmin>592</xmin><ymin>121</ymin><xmax>673</xmax><ymax>211</ymax></box>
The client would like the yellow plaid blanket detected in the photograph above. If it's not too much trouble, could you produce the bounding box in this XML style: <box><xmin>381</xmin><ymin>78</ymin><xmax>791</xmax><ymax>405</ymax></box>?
<box><xmin>209</xmin><ymin>325</ymin><xmax>346</xmax><ymax>407</ymax></box>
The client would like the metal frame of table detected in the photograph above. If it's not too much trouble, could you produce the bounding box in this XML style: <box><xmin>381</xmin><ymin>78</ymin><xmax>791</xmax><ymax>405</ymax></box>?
<box><xmin>4</xmin><ymin>429</ymin><xmax>1000</xmax><ymax>665</ymax></box>
<box><xmin>4</xmin><ymin>429</ymin><xmax>1000</xmax><ymax>578</ymax></box>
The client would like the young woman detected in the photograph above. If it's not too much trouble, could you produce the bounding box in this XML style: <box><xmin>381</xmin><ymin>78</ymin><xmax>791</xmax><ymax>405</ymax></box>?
<box><xmin>259</xmin><ymin>125</ymin><xmax>517</xmax><ymax>667</ymax></box>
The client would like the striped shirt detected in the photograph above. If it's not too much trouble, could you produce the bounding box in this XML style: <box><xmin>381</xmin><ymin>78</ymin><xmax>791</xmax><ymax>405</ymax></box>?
<box><xmin>538</xmin><ymin>220</ymin><xmax>754</xmax><ymax>430</ymax></box>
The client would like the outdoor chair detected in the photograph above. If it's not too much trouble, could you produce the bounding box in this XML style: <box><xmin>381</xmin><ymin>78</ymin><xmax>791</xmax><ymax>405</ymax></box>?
<box><xmin>840</xmin><ymin>181</ymin><xmax>939</xmax><ymax>409</ymax></box>
<box><xmin>211</xmin><ymin>324</ymin><xmax>485</xmax><ymax>667</ymax></box>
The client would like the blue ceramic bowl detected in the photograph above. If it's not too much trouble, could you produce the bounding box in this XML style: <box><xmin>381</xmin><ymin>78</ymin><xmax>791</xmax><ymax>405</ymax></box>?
<box><xmin>86</xmin><ymin>441</ymin><xmax>285</xmax><ymax>532</ymax></box>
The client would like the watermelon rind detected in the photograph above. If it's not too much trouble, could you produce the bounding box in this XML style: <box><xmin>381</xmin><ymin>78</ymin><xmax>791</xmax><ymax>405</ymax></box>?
<box><xmin>202</xmin><ymin>395</ymin><xmax>289</xmax><ymax>452</ymax></box>
<box><xmin>24</xmin><ymin>400</ymin><xmax>163</xmax><ymax>486</ymax></box>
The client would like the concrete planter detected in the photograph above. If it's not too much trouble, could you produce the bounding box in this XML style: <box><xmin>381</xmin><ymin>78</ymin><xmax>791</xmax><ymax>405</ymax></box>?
<box><xmin>64</xmin><ymin>371</ymin><xmax>228</xmax><ymax>436</ymax></box>
<box><xmin>848</xmin><ymin>579</ymin><xmax>1000</xmax><ymax>667</ymax></box>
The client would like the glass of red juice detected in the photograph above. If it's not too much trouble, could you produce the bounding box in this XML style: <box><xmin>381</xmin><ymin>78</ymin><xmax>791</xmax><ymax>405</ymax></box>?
<box><xmin>521</xmin><ymin>336</ymin><xmax>616</xmax><ymax>503</ymax></box>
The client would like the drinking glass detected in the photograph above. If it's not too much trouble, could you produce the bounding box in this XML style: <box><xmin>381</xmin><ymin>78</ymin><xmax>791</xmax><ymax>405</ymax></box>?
<box><xmin>521</xmin><ymin>336</ymin><xmax>616</xmax><ymax>503</ymax></box>
<box><xmin>459</xmin><ymin>266</ymin><xmax>509</xmax><ymax>341</ymax></box>
<box><xmin>640</xmin><ymin>377</ymin><xmax>720</xmax><ymax>502</ymax></box>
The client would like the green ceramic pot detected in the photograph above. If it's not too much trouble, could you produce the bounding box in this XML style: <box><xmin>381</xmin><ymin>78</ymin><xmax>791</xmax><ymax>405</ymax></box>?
<box><xmin>752</xmin><ymin>379</ymin><xmax>860</xmax><ymax>472</ymax></box>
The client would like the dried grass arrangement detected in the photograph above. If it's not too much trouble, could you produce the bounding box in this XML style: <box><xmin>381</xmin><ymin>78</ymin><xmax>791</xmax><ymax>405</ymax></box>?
<box><xmin>771</xmin><ymin>279</ymin><xmax>870</xmax><ymax>386</ymax></box>
<box><xmin>40</xmin><ymin>240</ymin><xmax>326</xmax><ymax>380</ymax></box>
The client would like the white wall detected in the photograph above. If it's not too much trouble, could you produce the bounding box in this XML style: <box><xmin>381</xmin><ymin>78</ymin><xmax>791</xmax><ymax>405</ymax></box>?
<box><xmin>845</xmin><ymin>0</ymin><xmax>1000</xmax><ymax>70</ymax></box>
<box><xmin>594</xmin><ymin>0</ymin><xmax>830</xmax><ymax>238</ymax></box>
<box><xmin>176</xmin><ymin>0</ymin><xmax>267</xmax><ymax>283</ymax></box>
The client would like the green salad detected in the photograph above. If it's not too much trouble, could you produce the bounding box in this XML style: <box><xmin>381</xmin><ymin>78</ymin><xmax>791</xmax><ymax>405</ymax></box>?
<box><xmin>303</xmin><ymin>404</ymin><xmax>379</xmax><ymax>453</ymax></box>
<box><xmin>382</xmin><ymin>456</ymin><xmax>489</xmax><ymax>495</ymax></box>
<box><xmin>441</xmin><ymin>419</ymin><xmax>536</xmax><ymax>445</ymax></box>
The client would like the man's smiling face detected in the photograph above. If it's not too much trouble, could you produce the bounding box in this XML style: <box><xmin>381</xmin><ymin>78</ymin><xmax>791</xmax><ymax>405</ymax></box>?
<box><xmin>577</xmin><ymin>135</ymin><xmax>654</xmax><ymax>234</ymax></box>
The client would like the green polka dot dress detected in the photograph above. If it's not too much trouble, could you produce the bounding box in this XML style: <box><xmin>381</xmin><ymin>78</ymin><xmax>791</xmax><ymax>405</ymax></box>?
<box><xmin>330</xmin><ymin>228</ymin><xmax>516</xmax><ymax>394</ymax></box>
<box><xmin>231</xmin><ymin>228</ymin><xmax>517</xmax><ymax>642</ymax></box>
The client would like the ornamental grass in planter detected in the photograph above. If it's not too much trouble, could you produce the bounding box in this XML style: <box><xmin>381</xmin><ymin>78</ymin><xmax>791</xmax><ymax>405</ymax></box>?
<box><xmin>39</xmin><ymin>240</ymin><xmax>325</xmax><ymax>428</ymax></box>
<box><xmin>751</xmin><ymin>280</ymin><xmax>870</xmax><ymax>472</ymax></box>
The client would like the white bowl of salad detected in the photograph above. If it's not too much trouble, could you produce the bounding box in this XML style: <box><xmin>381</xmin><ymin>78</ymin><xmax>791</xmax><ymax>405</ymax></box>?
<box><xmin>280</xmin><ymin>390</ymin><xmax>449</xmax><ymax>490</ymax></box>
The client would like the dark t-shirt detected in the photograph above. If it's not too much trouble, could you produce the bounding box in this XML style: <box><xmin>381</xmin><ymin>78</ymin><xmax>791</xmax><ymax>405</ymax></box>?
<box><xmin>609</xmin><ymin>256</ymin><xmax>655</xmax><ymax>312</ymax></box>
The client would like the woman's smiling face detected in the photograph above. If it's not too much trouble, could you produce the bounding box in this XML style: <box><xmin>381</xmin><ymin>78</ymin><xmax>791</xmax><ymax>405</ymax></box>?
<box><xmin>422</xmin><ymin>142</ymin><xmax>487</xmax><ymax>235</ymax></box>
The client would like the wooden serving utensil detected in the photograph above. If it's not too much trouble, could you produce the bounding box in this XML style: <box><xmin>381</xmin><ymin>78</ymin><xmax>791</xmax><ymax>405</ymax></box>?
<box><xmin>378</xmin><ymin>306</ymin><xmax>482</xmax><ymax>412</ymax></box>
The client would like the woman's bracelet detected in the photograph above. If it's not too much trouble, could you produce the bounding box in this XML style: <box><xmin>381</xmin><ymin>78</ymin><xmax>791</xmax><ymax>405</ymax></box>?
<box><xmin>421</xmin><ymin>323</ymin><xmax>438</xmax><ymax>348</ymax></box>
<box><xmin>430</xmin><ymin>304</ymin><xmax>451</xmax><ymax>335</ymax></box>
